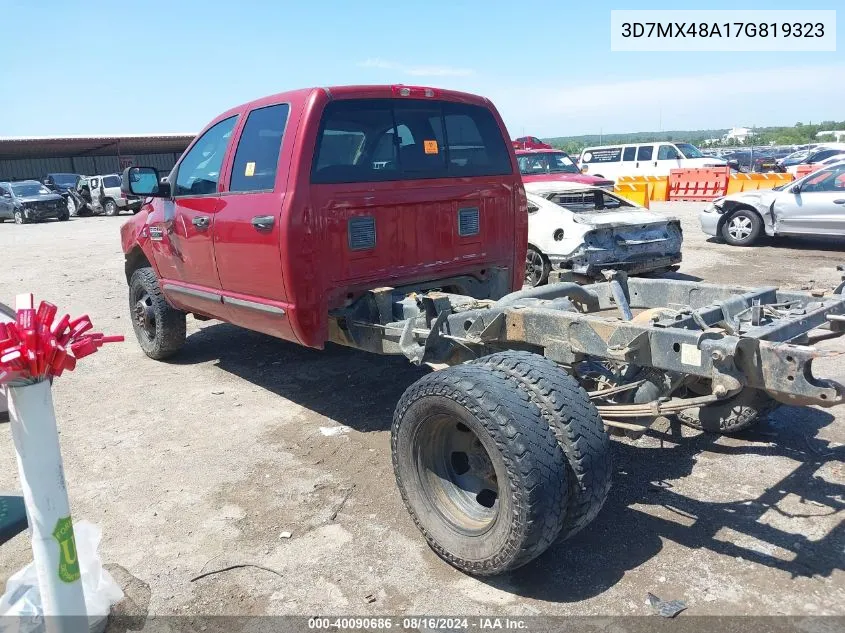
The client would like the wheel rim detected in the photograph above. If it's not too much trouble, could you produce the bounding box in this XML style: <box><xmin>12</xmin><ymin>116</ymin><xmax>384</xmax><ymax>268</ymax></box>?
<box><xmin>106</xmin><ymin>202</ymin><xmax>116</xmax><ymax>214</ymax></box>
<box><xmin>133</xmin><ymin>291</ymin><xmax>156</xmax><ymax>341</ymax></box>
<box><xmin>525</xmin><ymin>248</ymin><xmax>544</xmax><ymax>287</ymax></box>
<box><xmin>414</xmin><ymin>414</ymin><xmax>500</xmax><ymax>535</ymax></box>
<box><xmin>728</xmin><ymin>215</ymin><xmax>753</xmax><ymax>241</ymax></box>
<box><xmin>14</xmin><ymin>212</ymin><xmax>22</xmax><ymax>224</ymax></box>
<box><xmin>67</xmin><ymin>198</ymin><xmax>76</xmax><ymax>214</ymax></box>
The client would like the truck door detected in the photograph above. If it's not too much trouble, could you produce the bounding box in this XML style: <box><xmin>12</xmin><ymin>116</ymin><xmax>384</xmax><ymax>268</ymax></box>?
<box><xmin>213</xmin><ymin>102</ymin><xmax>297</xmax><ymax>341</ymax></box>
<box><xmin>148</xmin><ymin>115</ymin><xmax>237</xmax><ymax>315</ymax></box>
<box><xmin>656</xmin><ymin>144</ymin><xmax>682</xmax><ymax>176</ymax></box>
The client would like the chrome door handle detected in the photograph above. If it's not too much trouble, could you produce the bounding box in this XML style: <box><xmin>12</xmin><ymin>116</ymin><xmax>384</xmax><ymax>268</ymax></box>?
<box><xmin>252</xmin><ymin>215</ymin><xmax>275</xmax><ymax>230</ymax></box>
<box><xmin>192</xmin><ymin>216</ymin><xmax>210</xmax><ymax>229</ymax></box>
<box><xmin>833</xmin><ymin>199</ymin><xmax>845</xmax><ymax>204</ymax></box>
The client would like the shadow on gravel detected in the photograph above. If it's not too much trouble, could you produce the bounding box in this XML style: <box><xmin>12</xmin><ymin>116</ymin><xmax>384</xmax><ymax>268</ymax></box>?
<box><xmin>172</xmin><ymin>323</ymin><xmax>843</xmax><ymax>601</ymax></box>
<box><xmin>706</xmin><ymin>235</ymin><xmax>845</xmax><ymax>252</ymax></box>
<box><xmin>492</xmin><ymin>406</ymin><xmax>844</xmax><ymax>602</ymax></box>
<box><xmin>172</xmin><ymin>322</ymin><xmax>429</xmax><ymax>432</ymax></box>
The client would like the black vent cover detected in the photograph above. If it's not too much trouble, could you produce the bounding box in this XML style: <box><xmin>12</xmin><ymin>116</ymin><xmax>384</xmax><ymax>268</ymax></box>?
<box><xmin>458</xmin><ymin>207</ymin><xmax>480</xmax><ymax>236</ymax></box>
<box><xmin>348</xmin><ymin>216</ymin><xmax>376</xmax><ymax>250</ymax></box>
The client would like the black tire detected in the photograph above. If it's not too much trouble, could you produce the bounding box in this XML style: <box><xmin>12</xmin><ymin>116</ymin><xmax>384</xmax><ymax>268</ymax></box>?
<box><xmin>470</xmin><ymin>351</ymin><xmax>611</xmax><ymax>540</ymax></box>
<box><xmin>525</xmin><ymin>246</ymin><xmax>550</xmax><ymax>287</ymax></box>
<box><xmin>104</xmin><ymin>199</ymin><xmax>119</xmax><ymax>216</ymax></box>
<box><xmin>57</xmin><ymin>210</ymin><xmax>69</xmax><ymax>221</ymax></box>
<box><xmin>128</xmin><ymin>267</ymin><xmax>186</xmax><ymax>360</ymax></box>
<box><xmin>678</xmin><ymin>388</ymin><xmax>779</xmax><ymax>434</ymax></box>
<box><xmin>721</xmin><ymin>207</ymin><xmax>762</xmax><ymax>246</ymax></box>
<box><xmin>13</xmin><ymin>210</ymin><xmax>26</xmax><ymax>225</ymax></box>
<box><xmin>392</xmin><ymin>365</ymin><xmax>568</xmax><ymax>576</ymax></box>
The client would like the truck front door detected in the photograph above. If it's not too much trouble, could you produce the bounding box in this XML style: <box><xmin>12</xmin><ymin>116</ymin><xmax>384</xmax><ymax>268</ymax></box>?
<box><xmin>149</xmin><ymin>115</ymin><xmax>238</xmax><ymax>315</ymax></box>
<box><xmin>213</xmin><ymin>102</ymin><xmax>297</xmax><ymax>341</ymax></box>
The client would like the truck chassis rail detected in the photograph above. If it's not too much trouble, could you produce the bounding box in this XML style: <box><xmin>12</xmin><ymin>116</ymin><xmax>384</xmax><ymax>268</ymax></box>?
<box><xmin>331</xmin><ymin>273</ymin><xmax>845</xmax><ymax>412</ymax></box>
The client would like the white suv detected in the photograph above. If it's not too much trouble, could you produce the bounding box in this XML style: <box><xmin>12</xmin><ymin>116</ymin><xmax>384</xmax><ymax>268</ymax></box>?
<box><xmin>74</xmin><ymin>174</ymin><xmax>142</xmax><ymax>216</ymax></box>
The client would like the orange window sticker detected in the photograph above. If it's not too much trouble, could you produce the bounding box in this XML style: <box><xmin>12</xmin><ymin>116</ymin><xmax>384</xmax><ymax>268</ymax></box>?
<box><xmin>244</xmin><ymin>161</ymin><xmax>256</xmax><ymax>177</ymax></box>
<box><xmin>423</xmin><ymin>140</ymin><xmax>438</xmax><ymax>155</ymax></box>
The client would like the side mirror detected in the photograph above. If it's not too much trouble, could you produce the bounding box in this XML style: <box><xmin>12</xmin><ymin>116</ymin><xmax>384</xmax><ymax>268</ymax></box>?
<box><xmin>122</xmin><ymin>166</ymin><xmax>169</xmax><ymax>197</ymax></box>
<box><xmin>791</xmin><ymin>184</ymin><xmax>801</xmax><ymax>194</ymax></box>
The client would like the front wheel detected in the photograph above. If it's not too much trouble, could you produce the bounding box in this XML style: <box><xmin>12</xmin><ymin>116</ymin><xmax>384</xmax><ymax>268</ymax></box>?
<box><xmin>721</xmin><ymin>209</ymin><xmax>762</xmax><ymax>246</ymax></box>
<box><xmin>104</xmin><ymin>199</ymin><xmax>119</xmax><ymax>216</ymax></box>
<box><xmin>129</xmin><ymin>267</ymin><xmax>186</xmax><ymax>360</ymax></box>
<box><xmin>524</xmin><ymin>246</ymin><xmax>550</xmax><ymax>287</ymax></box>
<box><xmin>13</xmin><ymin>210</ymin><xmax>26</xmax><ymax>225</ymax></box>
<box><xmin>392</xmin><ymin>365</ymin><xmax>568</xmax><ymax>576</ymax></box>
<box><xmin>67</xmin><ymin>196</ymin><xmax>78</xmax><ymax>216</ymax></box>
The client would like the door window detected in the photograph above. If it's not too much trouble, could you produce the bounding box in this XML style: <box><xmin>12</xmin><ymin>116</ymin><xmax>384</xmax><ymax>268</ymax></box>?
<box><xmin>636</xmin><ymin>145</ymin><xmax>654</xmax><ymax>161</ymax></box>
<box><xmin>658</xmin><ymin>145</ymin><xmax>681</xmax><ymax>160</ymax></box>
<box><xmin>622</xmin><ymin>147</ymin><xmax>636</xmax><ymax>161</ymax></box>
<box><xmin>102</xmin><ymin>175</ymin><xmax>121</xmax><ymax>188</ymax></box>
<box><xmin>174</xmin><ymin>115</ymin><xmax>238</xmax><ymax>196</ymax></box>
<box><xmin>229</xmin><ymin>104</ymin><xmax>290</xmax><ymax>192</ymax></box>
<box><xmin>90</xmin><ymin>178</ymin><xmax>99</xmax><ymax>188</ymax></box>
<box><xmin>801</xmin><ymin>165</ymin><xmax>845</xmax><ymax>193</ymax></box>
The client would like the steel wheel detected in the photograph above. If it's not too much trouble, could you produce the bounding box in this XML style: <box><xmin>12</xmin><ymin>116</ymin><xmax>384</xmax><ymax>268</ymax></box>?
<box><xmin>13</xmin><ymin>211</ymin><xmax>24</xmax><ymax>225</ymax></box>
<box><xmin>133</xmin><ymin>290</ymin><xmax>156</xmax><ymax>344</ymax></box>
<box><xmin>727</xmin><ymin>215</ymin><xmax>753</xmax><ymax>241</ymax></box>
<box><xmin>414</xmin><ymin>415</ymin><xmax>500</xmax><ymax>533</ymax></box>
<box><xmin>104</xmin><ymin>200</ymin><xmax>118</xmax><ymax>216</ymax></box>
<box><xmin>524</xmin><ymin>247</ymin><xmax>549</xmax><ymax>287</ymax></box>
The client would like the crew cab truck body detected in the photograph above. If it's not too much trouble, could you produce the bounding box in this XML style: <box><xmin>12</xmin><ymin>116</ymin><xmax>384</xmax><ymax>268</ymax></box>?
<box><xmin>121</xmin><ymin>85</ymin><xmax>845</xmax><ymax>578</ymax></box>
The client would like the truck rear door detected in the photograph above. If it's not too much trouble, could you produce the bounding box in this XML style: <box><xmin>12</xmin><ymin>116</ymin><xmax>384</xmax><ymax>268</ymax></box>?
<box><xmin>309</xmin><ymin>97</ymin><xmax>517</xmax><ymax>305</ymax></box>
<box><xmin>212</xmin><ymin>101</ymin><xmax>298</xmax><ymax>341</ymax></box>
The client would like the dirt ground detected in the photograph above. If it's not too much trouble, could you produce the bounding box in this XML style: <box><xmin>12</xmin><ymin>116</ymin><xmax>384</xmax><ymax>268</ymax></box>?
<box><xmin>1</xmin><ymin>202</ymin><xmax>843</xmax><ymax>621</ymax></box>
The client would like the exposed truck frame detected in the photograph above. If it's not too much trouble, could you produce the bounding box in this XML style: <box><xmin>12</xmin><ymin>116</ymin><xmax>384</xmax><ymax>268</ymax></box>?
<box><xmin>331</xmin><ymin>271</ymin><xmax>845</xmax><ymax>415</ymax></box>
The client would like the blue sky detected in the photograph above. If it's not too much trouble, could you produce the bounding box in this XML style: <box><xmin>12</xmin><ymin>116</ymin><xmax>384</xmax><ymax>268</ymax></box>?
<box><xmin>0</xmin><ymin>0</ymin><xmax>842</xmax><ymax>138</ymax></box>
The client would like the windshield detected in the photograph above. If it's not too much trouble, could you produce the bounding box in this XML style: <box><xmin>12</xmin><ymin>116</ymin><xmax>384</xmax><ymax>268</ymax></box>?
<box><xmin>517</xmin><ymin>152</ymin><xmax>579</xmax><ymax>175</ymax></box>
<box><xmin>51</xmin><ymin>174</ymin><xmax>79</xmax><ymax>187</ymax></box>
<box><xmin>11</xmin><ymin>182</ymin><xmax>52</xmax><ymax>197</ymax></box>
<box><xmin>674</xmin><ymin>143</ymin><xmax>704</xmax><ymax>159</ymax></box>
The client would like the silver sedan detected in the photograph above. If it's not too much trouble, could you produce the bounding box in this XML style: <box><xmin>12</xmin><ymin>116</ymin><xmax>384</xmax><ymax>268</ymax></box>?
<box><xmin>700</xmin><ymin>161</ymin><xmax>845</xmax><ymax>246</ymax></box>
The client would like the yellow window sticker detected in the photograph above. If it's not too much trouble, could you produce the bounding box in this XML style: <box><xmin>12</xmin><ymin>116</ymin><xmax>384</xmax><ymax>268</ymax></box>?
<box><xmin>245</xmin><ymin>161</ymin><xmax>256</xmax><ymax>177</ymax></box>
<box><xmin>424</xmin><ymin>140</ymin><xmax>438</xmax><ymax>155</ymax></box>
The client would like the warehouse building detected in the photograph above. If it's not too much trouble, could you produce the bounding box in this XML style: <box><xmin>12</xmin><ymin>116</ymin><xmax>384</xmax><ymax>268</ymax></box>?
<box><xmin>0</xmin><ymin>133</ymin><xmax>195</xmax><ymax>181</ymax></box>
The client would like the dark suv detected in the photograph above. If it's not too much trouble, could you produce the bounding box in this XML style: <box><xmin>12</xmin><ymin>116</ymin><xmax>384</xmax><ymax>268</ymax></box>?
<box><xmin>0</xmin><ymin>180</ymin><xmax>70</xmax><ymax>224</ymax></box>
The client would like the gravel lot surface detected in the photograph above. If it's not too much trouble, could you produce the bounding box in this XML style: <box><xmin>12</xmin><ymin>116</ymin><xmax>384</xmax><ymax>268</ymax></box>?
<box><xmin>1</xmin><ymin>201</ymin><xmax>843</xmax><ymax>621</ymax></box>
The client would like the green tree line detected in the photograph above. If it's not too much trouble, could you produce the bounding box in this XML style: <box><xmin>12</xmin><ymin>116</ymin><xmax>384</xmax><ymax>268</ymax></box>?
<box><xmin>545</xmin><ymin>120</ymin><xmax>845</xmax><ymax>154</ymax></box>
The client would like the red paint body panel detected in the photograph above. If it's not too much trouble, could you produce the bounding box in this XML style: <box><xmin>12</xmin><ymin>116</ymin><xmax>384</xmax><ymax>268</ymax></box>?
<box><xmin>512</xmin><ymin>136</ymin><xmax>553</xmax><ymax>150</ymax></box>
<box><xmin>121</xmin><ymin>85</ymin><xmax>525</xmax><ymax>349</ymax></box>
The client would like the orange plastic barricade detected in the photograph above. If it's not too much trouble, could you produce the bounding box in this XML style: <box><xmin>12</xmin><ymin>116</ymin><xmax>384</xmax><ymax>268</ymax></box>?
<box><xmin>668</xmin><ymin>167</ymin><xmax>730</xmax><ymax>201</ymax></box>
<box><xmin>727</xmin><ymin>172</ymin><xmax>793</xmax><ymax>194</ymax></box>
<box><xmin>617</xmin><ymin>175</ymin><xmax>669</xmax><ymax>201</ymax></box>
<box><xmin>613</xmin><ymin>183</ymin><xmax>650</xmax><ymax>208</ymax></box>
<box><xmin>794</xmin><ymin>164</ymin><xmax>818</xmax><ymax>179</ymax></box>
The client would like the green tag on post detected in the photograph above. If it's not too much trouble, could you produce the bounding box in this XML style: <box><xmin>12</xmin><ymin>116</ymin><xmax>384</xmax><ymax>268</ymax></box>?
<box><xmin>52</xmin><ymin>516</ymin><xmax>81</xmax><ymax>583</ymax></box>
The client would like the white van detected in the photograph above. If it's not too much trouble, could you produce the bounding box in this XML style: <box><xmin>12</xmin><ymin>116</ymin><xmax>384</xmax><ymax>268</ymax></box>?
<box><xmin>578</xmin><ymin>142</ymin><xmax>727</xmax><ymax>181</ymax></box>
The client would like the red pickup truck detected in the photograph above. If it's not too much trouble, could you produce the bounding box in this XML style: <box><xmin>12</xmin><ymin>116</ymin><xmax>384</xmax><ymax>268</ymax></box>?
<box><xmin>120</xmin><ymin>84</ymin><xmax>845</xmax><ymax>577</ymax></box>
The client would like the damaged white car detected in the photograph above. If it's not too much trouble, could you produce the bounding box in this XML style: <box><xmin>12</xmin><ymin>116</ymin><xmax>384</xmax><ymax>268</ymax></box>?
<box><xmin>701</xmin><ymin>160</ymin><xmax>845</xmax><ymax>246</ymax></box>
<box><xmin>523</xmin><ymin>182</ymin><xmax>683</xmax><ymax>286</ymax></box>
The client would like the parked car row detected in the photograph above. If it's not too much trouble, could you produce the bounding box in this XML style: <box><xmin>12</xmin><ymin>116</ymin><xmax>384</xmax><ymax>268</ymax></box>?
<box><xmin>0</xmin><ymin>172</ymin><xmax>144</xmax><ymax>224</ymax></box>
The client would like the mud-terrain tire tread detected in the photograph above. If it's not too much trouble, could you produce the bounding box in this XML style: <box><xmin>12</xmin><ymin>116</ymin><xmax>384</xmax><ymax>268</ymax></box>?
<box><xmin>470</xmin><ymin>351</ymin><xmax>612</xmax><ymax>540</ymax></box>
<box><xmin>392</xmin><ymin>364</ymin><xmax>568</xmax><ymax>576</ymax></box>
<box><xmin>678</xmin><ymin>388</ymin><xmax>779</xmax><ymax>434</ymax></box>
<box><xmin>129</xmin><ymin>267</ymin><xmax>186</xmax><ymax>360</ymax></box>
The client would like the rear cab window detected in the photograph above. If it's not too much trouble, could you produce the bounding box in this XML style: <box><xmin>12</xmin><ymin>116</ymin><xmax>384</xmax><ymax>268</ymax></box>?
<box><xmin>581</xmin><ymin>148</ymin><xmax>621</xmax><ymax>164</ymax></box>
<box><xmin>310</xmin><ymin>99</ymin><xmax>512</xmax><ymax>183</ymax></box>
<box><xmin>547</xmin><ymin>189</ymin><xmax>633</xmax><ymax>212</ymax></box>
<box><xmin>229</xmin><ymin>103</ymin><xmax>290</xmax><ymax>192</ymax></box>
